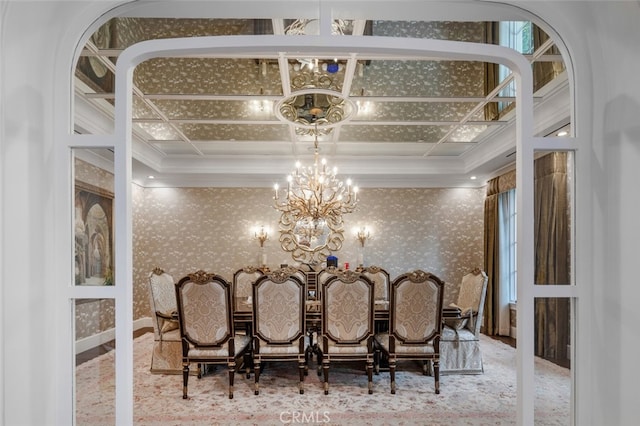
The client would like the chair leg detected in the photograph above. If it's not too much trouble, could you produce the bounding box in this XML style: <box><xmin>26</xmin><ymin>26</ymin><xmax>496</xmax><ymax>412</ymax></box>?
<box><xmin>316</xmin><ymin>350</ymin><xmax>323</xmax><ymax>376</ymax></box>
<box><xmin>389</xmin><ymin>358</ymin><xmax>396</xmax><ymax>395</ymax></box>
<box><xmin>298</xmin><ymin>360</ymin><xmax>305</xmax><ymax>394</ymax></box>
<box><xmin>434</xmin><ymin>359</ymin><xmax>440</xmax><ymax>395</ymax></box>
<box><xmin>243</xmin><ymin>352</ymin><xmax>252</xmax><ymax>379</ymax></box>
<box><xmin>303</xmin><ymin>345</ymin><xmax>310</xmax><ymax>377</ymax></box>
<box><xmin>254</xmin><ymin>360</ymin><xmax>261</xmax><ymax>395</ymax></box>
<box><xmin>182</xmin><ymin>363</ymin><xmax>189</xmax><ymax>399</ymax></box>
<box><xmin>228</xmin><ymin>362</ymin><xmax>236</xmax><ymax>399</ymax></box>
<box><xmin>366</xmin><ymin>359</ymin><xmax>374</xmax><ymax>394</ymax></box>
<box><xmin>322</xmin><ymin>358</ymin><xmax>330</xmax><ymax>395</ymax></box>
<box><xmin>304</xmin><ymin>343</ymin><xmax>313</xmax><ymax>375</ymax></box>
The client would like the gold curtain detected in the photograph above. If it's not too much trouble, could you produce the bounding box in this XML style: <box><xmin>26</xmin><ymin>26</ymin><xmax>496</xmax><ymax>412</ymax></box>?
<box><xmin>483</xmin><ymin>170</ymin><xmax>516</xmax><ymax>336</ymax></box>
<box><xmin>534</xmin><ymin>152</ymin><xmax>571</xmax><ymax>360</ymax></box>
<box><xmin>483</xmin><ymin>177</ymin><xmax>500</xmax><ymax>335</ymax></box>
<box><xmin>532</xmin><ymin>24</ymin><xmax>566</xmax><ymax>92</ymax></box>
<box><xmin>484</xmin><ymin>22</ymin><xmax>500</xmax><ymax>121</ymax></box>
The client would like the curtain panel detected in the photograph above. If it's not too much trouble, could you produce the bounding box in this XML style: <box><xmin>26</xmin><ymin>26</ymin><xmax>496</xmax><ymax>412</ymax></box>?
<box><xmin>483</xmin><ymin>153</ymin><xmax>571</xmax><ymax>365</ymax></box>
<box><xmin>484</xmin><ymin>22</ymin><xmax>500</xmax><ymax>122</ymax></box>
<box><xmin>532</xmin><ymin>25</ymin><xmax>566</xmax><ymax>93</ymax></box>
<box><xmin>483</xmin><ymin>170</ymin><xmax>515</xmax><ymax>336</ymax></box>
<box><xmin>534</xmin><ymin>152</ymin><xmax>571</xmax><ymax>360</ymax></box>
<box><xmin>483</xmin><ymin>180</ymin><xmax>499</xmax><ymax>336</ymax></box>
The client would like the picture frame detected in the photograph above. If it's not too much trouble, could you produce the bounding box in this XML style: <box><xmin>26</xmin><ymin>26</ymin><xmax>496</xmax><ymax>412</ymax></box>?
<box><xmin>74</xmin><ymin>181</ymin><xmax>114</xmax><ymax>286</ymax></box>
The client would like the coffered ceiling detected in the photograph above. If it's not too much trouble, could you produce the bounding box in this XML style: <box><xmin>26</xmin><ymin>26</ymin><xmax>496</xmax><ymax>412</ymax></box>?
<box><xmin>74</xmin><ymin>13</ymin><xmax>570</xmax><ymax>188</ymax></box>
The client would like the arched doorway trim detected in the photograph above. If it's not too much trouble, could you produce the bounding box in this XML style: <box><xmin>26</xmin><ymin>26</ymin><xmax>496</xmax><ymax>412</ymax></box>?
<box><xmin>114</xmin><ymin>33</ymin><xmax>536</xmax><ymax>424</ymax></box>
<box><xmin>63</xmin><ymin>4</ymin><xmax>581</xmax><ymax>425</ymax></box>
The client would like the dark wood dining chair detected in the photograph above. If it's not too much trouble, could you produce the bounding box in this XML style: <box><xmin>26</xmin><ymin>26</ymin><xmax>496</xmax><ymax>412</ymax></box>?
<box><xmin>320</xmin><ymin>270</ymin><xmax>375</xmax><ymax>395</ymax></box>
<box><xmin>252</xmin><ymin>268</ymin><xmax>309</xmax><ymax>394</ymax></box>
<box><xmin>374</xmin><ymin>269</ymin><xmax>445</xmax><ymax>394</ymax></box>
<box><xmin>174</xmin><ymin>270</ymin><xmax>251</xmax><ymax>399</ymax></box>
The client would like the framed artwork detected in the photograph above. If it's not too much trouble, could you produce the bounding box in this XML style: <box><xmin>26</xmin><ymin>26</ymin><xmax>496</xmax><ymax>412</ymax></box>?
<box><xmin>74</xmin><ymin>181</ymin><xmax>114</xmax><ymax>286</ymax></box>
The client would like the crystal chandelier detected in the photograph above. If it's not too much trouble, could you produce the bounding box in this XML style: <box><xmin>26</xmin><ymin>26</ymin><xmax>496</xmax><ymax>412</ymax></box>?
<box><xmin>273</xmin><ymin>127</ymin><xmax>359</xmax><ymax>263</ymax></box>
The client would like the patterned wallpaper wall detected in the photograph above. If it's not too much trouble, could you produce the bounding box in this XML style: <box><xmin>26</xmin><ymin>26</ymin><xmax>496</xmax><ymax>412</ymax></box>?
<box><xmin>133</xmin><ymin>186</ymin><xmax>485</xmax><ymax>320</ymax></box>
<box><xmin>74</xmin><ymin>158</ymin><xmax>485</xmax><ymax>337</ymax></box>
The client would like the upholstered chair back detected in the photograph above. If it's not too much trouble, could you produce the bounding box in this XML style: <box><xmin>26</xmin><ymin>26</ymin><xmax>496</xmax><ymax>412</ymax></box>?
<box><xmin>148</xmin><ymin>268</ymin><xmax>178</xmax><ymax>339</ymax></box>
<box><xmin>452</xmin><ymin>268</ymin><xmax>488</xmax><ymax>335</ymax></box>
<box><xmin>315</xmin><ymin>266</ymin><xmax>339</xmax><ymax>301</ymax></box>
<box><xmin>456</xmin><ymin>269</ymin><xmax>488</xmax><ymax>314</ymax></box>
<box><xmin>253</xmin><ymin>271</ymin><xmax>306</xmax><ymax>344</ymax></box>
<box><xmin>175</xmin><ymin>270</ymin><xmax>232</xmax><ymax>347</ymax></box>
<box><xmin>361</xmin><ymin>266</ymin><xmax>390</xmax><ymax>309</ymax></box>
<box><xmin>322</xmin><ymin>270</ymin><xmax>375</xmax><ymax>344</ymax></box>
<box><xmin>232</xmin><ymin>267</ymin><xmax>264</xmax><ymax>313</ymax></box>
<box><xmin>391</xmin><ymin>270</ymin><xmax>444</xmax><ymax>344</ymax></box>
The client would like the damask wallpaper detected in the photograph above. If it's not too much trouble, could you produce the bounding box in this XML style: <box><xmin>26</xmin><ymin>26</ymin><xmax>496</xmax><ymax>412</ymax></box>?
<box><xmin>75</xmin><ymin>158</ymin><xmax>485</xmax><ymax>338</ymax></box>
<box><xmin>133</xmin><ymin>185</ymin><xmax>485</xmax><ymax>320</ymax></box>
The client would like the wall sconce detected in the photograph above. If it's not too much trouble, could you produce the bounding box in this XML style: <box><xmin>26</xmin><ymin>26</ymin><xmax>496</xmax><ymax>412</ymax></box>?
<box><xmin>355</xmin><ymin>226</ymin><xmax>370</xmax><ymax>248</ymax></box>
<box><xmin>355</xmin><ymin>226</ymin><xmax>371</xmax><ymax>269</ymax></box>
<box><xmin>253</xmin><ymin>225</ymin><xmax>270</xmax><ymax>268</ymax></box>
<box><xmin>254</xmin><ymin>225</ymin><xmax>269</xmax><ymax>248</ymax></box>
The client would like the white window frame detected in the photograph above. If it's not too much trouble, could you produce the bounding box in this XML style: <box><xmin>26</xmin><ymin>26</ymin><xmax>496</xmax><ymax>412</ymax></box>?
<box><xmin>499</xmin><ymin>188</ymin><xmax>518</xmax><ymax>303</ymax></box>
<box><xmin>498</xmin><ymin>21</ymin><xmax>533</xmax><ymax>111</ymax></box>
<box><xmin>498</xmin><ymin>188</ymin><xmax>517</xmax><ymax>336</ymax></box>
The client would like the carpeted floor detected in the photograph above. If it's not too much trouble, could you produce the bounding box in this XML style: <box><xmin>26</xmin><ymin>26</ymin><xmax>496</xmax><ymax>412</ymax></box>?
<box><xmin>76</xmin><ymin>332</ymin><xmax>570</xmax><ymax>425</ymax></box>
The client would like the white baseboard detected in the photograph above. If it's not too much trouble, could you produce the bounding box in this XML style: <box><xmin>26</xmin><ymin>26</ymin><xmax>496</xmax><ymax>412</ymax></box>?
<box><xmin>75</xmin><ymin>317</ymin><xmax>152</xmax><ymax>354</ymax></box>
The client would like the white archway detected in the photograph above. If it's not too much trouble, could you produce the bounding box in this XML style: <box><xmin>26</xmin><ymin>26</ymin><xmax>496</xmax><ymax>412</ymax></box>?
<box><xmin>65</xmin><ymin>3</ymin><xmax>580</xmax><ymax>424</ymax></box>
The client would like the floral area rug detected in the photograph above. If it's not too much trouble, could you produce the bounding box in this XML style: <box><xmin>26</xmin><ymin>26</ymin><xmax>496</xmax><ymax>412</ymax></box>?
<box><xmin>76</xmin><ymin>332</ymin><xmax>570</xmax><ymax>425</ymax></box>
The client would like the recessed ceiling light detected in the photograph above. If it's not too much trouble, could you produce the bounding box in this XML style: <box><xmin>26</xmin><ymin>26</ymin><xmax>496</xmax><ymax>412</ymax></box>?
<box><xmin>470</xmin><ymin>176</ymin><xmax>477</xmax><ymax>180</ymax></box>
<box><xmin>148</xmin><ymin>175</ymin><xmax>155</xmax><ymax>179</ymax></box>
<box><xmin>557</xmin><ymin>130</ymin><xmax>568</xmax><ymax>137</ymax></box>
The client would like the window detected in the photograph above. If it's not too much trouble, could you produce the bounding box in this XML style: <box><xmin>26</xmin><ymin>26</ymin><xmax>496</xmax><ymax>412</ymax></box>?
<box><xmin>498</xmin><ymin>21</ymin><xmax>533</xmax><ymax>111</ymax></box>
<box><xmin>499</xmin><ymin>188</ymin><xmax>517</xmax><ymax>303</ymax></box>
